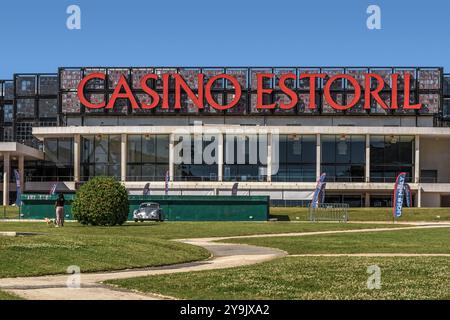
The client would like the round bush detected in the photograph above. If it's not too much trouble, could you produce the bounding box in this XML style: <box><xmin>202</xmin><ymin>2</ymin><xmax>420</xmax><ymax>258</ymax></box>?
<box><xmin>72</xmin><ymin>177</ymin><xmax>129</xmax><ymax>226</ymax></box>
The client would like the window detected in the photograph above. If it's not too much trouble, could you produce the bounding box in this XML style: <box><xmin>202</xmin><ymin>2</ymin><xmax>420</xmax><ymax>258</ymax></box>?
<box><xmin>272</xmin><ymin>135</ymin><xmax>316</xmax><ymax>182</ymax></box>
<box><xmin>16</xmin><ymin>76</ymin><xmax>36</xmax><ymax>95</ymax></box>
<box><xmin>370</xmin><ymin>135</ymin><xmax>414</xmax><ymax>183</ymax></box>
<box><xmin>39</xmin><ymin>76</ymin><xmax>58</xmax><ymax>95</ymax></box>
<box><xmin>39</xmin><ymin>99</ymin><xmax>58</xmax><ymax>118</ymax></box>
<box><xmin>321</xmin><ymin>135</ymin><xmax>365</xmax><ymax>182</ymax></box>
<box><xmin>43</xmin><ymin>138</ymin><xmax>74</xmax><ymax>180</ymax></box>
<box><xmin>126</xmin><ymin>135</ymin><xmax>169</xmax><ymax>181</ymax></box>
<box><xmin>81</xmin><ymin>135</ymin><xmax>121</xmax><ymax>180</ymax></box>
<box><xmin>174</xmin><ymin>134</ymin><xmax>218</xmax><ymax>181</ymax></box>
<box><xmin>16</xmin><ymin>99</ymin><xmax>35</xmax><ymax>118</ymax></box>
<box><xmin>224</xmin><ymin>134</ymin><xmax>267</xmax><ymax>182</ymax></box>
<box><xmin>3</xmin><ymin>104</ymin><xmax>13</xmax><ymax>122</ymax></box>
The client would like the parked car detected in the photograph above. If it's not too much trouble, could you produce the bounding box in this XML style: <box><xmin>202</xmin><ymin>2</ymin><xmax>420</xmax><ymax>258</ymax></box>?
<box><xmin>133</xmin><ymin>202</ymin><xmax>164</xmax><ymax>222</ymax></box>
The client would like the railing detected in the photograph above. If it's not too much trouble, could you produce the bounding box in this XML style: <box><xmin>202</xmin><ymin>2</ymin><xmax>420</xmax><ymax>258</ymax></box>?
<box><xmin>308</xmin><ymin>203</ymin><xmax>349</xmax><ymax>223</ymax></box>
<box><xmin>9</xmin><ymin>175</ymin><xmax>450</xmax><ymax>184</ymax></box>
<box><xmin>25</xmin><ymin>176</ymin><xmax>74</xmax><ymax>182</ymax></box>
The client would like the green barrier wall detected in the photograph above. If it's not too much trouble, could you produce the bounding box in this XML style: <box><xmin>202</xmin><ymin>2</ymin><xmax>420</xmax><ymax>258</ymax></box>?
<box><xmin>20</xmin><ymin>194</ymin><xmax>269</xmax><ymax>221</ymax></box>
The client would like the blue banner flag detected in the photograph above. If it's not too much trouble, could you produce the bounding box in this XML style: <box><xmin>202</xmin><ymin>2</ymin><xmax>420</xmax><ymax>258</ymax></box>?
<box><xmin>13</xmin><ymin>169</ymin><xmax>22</xmax><ymax>206</ymax></box>
<box><xmin>393</xmin><ymin>172</ymin><xmax>407</xmax><ymax>218</ymax></box>
<box><xmin>143</xmin><ymin>183</ymin><xmax>150</xmax><ymax>196</ymax></box>
<box><xmin>319</xmin><ymin>182</ymin><xmax>326</xmax><ymax>204</ymax></box>
<box><xmin>311</xmin><ymin>173</ymin><xmax>326</xmax><ymax>208</ymax></box>
<box><xmin>404</xmin><ymin>183</ymin><xmax>412</xmax><ymax>208</ymax></box>
<box><xmin>164</xmin><ymin>171</ymin><xmax>169</xmax><ymax>195</ymax></box>
<box><xmin>49</xmin><ymin>183</ymin><xmax>58</xmax><ymax>195</ymax></box>
<box><xmin>231</xmin><ymin>183</ymin><xmax>239</xmax><ymax>196</ymax></box>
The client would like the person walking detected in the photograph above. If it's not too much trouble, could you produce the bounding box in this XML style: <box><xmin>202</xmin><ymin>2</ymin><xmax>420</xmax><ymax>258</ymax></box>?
<box><xmin>55</xmin><ymin>193</ymin><xmax>65</xmax><ymax>227</ymax></box>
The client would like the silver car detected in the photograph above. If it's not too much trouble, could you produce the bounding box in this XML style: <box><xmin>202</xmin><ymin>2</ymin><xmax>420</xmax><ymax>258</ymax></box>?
<box><xmin>133</xmin><ymin>202</ymin><xmax>164</xmax><ymax>222</ymax></box>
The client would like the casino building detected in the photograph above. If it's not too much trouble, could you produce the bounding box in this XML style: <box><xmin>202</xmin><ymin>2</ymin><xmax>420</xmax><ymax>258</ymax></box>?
<box><xmin>1</xmin><ymin>66</ymin><xmax>450</xmax><ymax>207</ymax></box>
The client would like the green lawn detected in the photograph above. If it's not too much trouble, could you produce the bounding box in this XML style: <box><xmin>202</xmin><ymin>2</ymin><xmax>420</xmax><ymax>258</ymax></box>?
<box><xmin>0</xmin><ymin>221</ymin><xmax>405</xmax><ymax>240</ymax></box>
<box><xmin>0</xmin><ymin>206</ymin><xmax>20</xmax><ymax>219</ymax></box>
<box><xmin>108</xmin><ymin>256</ymin><xmax>450</xmax><ymax>300</ymax></box>
<box><xmin>271</xmin><ymin>207</ymin><xmax>450</xmax><ymax>222</ymax></box>
<box><xmin>0</xmin><ymin>290</ymin><xmax>22</xmax><ymax>300</ymax></box>
<box><xmin>0</xmin><ymin>221</ymin><xmax>403</xmax><ymax>278</ymax></box>
<box><xmin>221</xmin><ymin>227</ymin><xmax>450</xmax><ymax>254</ymax></box>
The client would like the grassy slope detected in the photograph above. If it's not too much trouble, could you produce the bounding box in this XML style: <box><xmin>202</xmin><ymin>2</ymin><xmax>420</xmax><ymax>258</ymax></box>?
<box><xmin>271</xmin><ymin>207</ymin><xmax>450</xmax><ymax>222</ymax></box>
<box><xmin>108</xmin><ymin>256</ymin><xmax>450</xmax><ymax>300</ymax></box>
<box><xmin>0</xmin><ymin>290</ymin><xmax>23</xmax><ymax>300</ymax></box>
<box><xmin>0</xmin><ymin>221</ymin><xmax>403</xmax><ymax>278</ymax></box>
<box><xmin>0</xmin><ymin>206</ymin><xmax>20</xmax><ymax>219</ymax></box>
<box><xmin>0</xmin><ymin>221</ymin><xmax>404</xmax><ymax>239</ymax></box>
<box><xmin>222</xmin><ymin>227</ymin><xmax>450</xmax><ymax>254</ymax></box>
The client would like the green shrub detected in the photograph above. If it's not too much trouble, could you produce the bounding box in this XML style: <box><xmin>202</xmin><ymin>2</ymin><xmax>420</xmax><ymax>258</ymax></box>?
<box><xmin>72</xmin><ymin>177</ymin><xmax>129</xmax><ymax>226</ymax></box>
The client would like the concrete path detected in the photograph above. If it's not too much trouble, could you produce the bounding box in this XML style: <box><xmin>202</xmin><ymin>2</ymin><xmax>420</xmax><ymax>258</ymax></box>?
<box><xmin>0</xmin><ymin>224</ymin><xmax>448</xmax><ymax>300</ymax></box>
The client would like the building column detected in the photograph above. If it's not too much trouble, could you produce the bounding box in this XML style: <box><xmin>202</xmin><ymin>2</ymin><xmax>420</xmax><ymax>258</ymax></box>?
<box><xmin>169</xmin><ymin>133</ymin><xmax>175</xmax><ymax>182</ymax></box>
<box><xmin>3</xmin><ymin>153</ymin><xmax>10</xmax><ymax>206</ymax></box>
<box><xmin>217</xmin><ymin>133</ymin><xmax>223</xmax><ymax>182</ymax></box>
<box><xmin>365</xmin><ymin>192</ymin><xmax>370</xmax><ymax>207</ymax></box>
<box><xmin>121</xmin><ymin>134</ymin><xmax>127</xmax><ymax>182</ymax></box>
<box><xmin>365</xmin><ymin>134</ymin><xmax>370</xmax><ymax>183</ymax></box>
<box><xmin>316</xmin><ymin>134</ymin><xmax>321</xmax><ymax>180</ymax></box>
<box><xmin>73</xmin><ymin>134</ymin><xmax>81</xmax><ymax>182</ymax></box>
<box><xmin>18</xmin><ymin>155</ymin><xmax>24</xmax><ymax>192</ymax></box>
<box><xmin>417</xmin><ymin>186</ymin><xmax>422</xmax><ymax>208</ymax></box>
<box><xmin>267</xmin><ymin>133</ymin><xmax>272</xmax><ymax>182</ymax></box>
<box><xmin>415</xmin><ymin>135</ymin><xmax>420</xmax><ymax>183</ymax></box>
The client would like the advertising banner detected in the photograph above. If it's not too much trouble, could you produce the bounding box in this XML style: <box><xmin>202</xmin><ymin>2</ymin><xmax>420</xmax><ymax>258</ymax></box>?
<box><xmin>231</xmin><ymin>183</ymin><xmax>239</xmax><ymax>196</ymax></box>
<box><xmin>13</xmin><ymin>169</ymin><xmax>22</xmax><ymax>206</ymax></box>
<box><xmin>143</xmin><ymin>183</ymin><xmax>150</xmax><ymax>196</ymax></box>
<box><xmin>393</xmin><ymin>172</ymin><xmax>407</xmax><ymax>218</ymax></box>
<box><xmin>164</xmin><ymin>171</ymin><xmax>169</xmax><ymax>195</ymax></box>
<box><xmin>49</xmin><ymin>183</ymin><xmax>58</xmax><ymax>195</ymax></box>
<box><xmin>311</xmin><ymin>173</ymin><xmax>326</xmax><ymax>208</ymax></box>
<box><xmin>404</xmin><ymin>183</ymin><xmax>412</xmax><ymax>208</ymax></box>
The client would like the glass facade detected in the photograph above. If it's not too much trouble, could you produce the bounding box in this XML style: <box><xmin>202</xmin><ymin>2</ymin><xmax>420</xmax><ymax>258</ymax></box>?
<box><xmin>224</xmin><ymin>135</ymin><xmax>267</xmax><ymax>182</ymax></box>
<box><xmin>127</xmin><ymin>134</ymin><xmax>169</xmax><ymax>181</ymax></box>
<box><xmin>272</xmin><ymin>134</ymin><xmax>316</xmax><ymax>182</ymax></box>
<box><xmin>321</xmin><ymin>135</ymin><xmax>365</xmax><ymax>182</ymax></box>
<box><xmin>174</xmin><ymin>135</ymin><xmax>218</xmax><ymax>181</ymax></box>
<box><xmin>370</xmin><ymin>135</ymin><xmax>414</xmax><ymax>182</ymax></box>
<box><xmin>81</xmin><ymin>135</ymin><xmax>121</xmax><ymax>180</ymax></box>
<box><xmin>24</xmin><ymin>138</ymin><xmax>74</xmax><ymax>181</ymax></box>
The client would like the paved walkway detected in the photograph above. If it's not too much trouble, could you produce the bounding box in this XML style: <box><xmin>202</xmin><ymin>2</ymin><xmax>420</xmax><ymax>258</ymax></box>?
<box><xmin>0</xmin><ymin>224</ymin><xmax>448</xmax><ymax>300</ymax></box>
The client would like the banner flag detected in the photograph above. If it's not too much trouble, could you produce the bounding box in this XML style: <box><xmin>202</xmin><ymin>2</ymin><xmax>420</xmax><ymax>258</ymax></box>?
<box><xmin>13</xmin><ymin>169</ymin><xmax>22</xmax><ymax>206</ymax></box>
<box><xmin>231</xmin><ymin>183</ymin><xmax>239</xmax><ymax>196</ymax></box>
<box><xmin>49</xmin><ymin>182</ymin><xmax>58</xmax><ymax>195</ymax></box>
<box><xmin>164</xmin><ymin>171</ymin><xmax>169</xmax><ymax>195</ymax></box>
<box><xmin>319</xmin><ymin>182</ymin><xmax>326</xmax><ymax>204</ymax></box>
<box><xmin>311</xmin><ymin>173</ymin><xmax>326</xmax><ymax>208</ymax></box>
<box><xmin>143</xmin><ymin>183</ymin><xmax>150</xmax><ymax>196</ymax></box>
<box><xmin>393</xmin><ymin>172</ymin><xmax>407</xmax><ymax>218</ymax></box>
<box><xmin>404</xmin><ymin>183</ymin><xmax>412</xmax><ymax>208</ymax></box>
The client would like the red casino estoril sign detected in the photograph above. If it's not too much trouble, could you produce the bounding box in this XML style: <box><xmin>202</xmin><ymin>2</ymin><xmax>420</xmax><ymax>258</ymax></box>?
<box><xmin>77</xmin><ymin>72</ymin><xmax>421</xmax><ymax>111</ymax></box>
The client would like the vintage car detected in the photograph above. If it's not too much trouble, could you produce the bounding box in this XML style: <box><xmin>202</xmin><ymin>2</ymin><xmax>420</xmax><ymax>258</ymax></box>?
<box><xmin>133</xmin><ymin>202</ymin><xmax>164</xmax><ymax>222</ymax></box>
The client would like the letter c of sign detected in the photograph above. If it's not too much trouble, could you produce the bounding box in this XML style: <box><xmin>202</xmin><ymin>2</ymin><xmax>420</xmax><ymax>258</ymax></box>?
<box><xmin>77</xmin><ymin>73</ymin><xmax>106</xmax><ymax>109</ymax></box>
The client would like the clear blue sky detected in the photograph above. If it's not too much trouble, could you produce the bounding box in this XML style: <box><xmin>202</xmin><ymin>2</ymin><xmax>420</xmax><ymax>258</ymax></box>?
<box><xmin>0</xmin><ymin>0</ymin><xmax>448</xmax><ymax>79</ymax></box>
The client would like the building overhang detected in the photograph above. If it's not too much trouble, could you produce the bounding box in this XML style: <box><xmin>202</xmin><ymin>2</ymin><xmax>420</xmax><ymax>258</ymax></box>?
<box><xmin>0</xmin><ymin>142</ymin><xmax>44</xmax><ymax>160</ymax></box>
<box><xmin>33</xmin><ymin>125</ymin><xmax>450</xmax><ymax>140</ymax></box>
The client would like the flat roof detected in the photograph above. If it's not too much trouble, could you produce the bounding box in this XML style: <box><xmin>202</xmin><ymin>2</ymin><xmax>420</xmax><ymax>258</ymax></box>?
<box><xmin>0</xmin><ymin>142</ymin><xmax>44</xmax><ymax>160</ymax></box>
<box><xmin>32</xmin><ymin>125</ymin><xmax>450</xmax><ymax>139</ymax></box>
